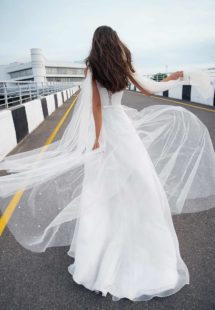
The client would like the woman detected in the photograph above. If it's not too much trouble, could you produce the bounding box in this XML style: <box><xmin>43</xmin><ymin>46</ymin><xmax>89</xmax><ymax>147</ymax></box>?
<box><xmin>87</xmin><ymin>34</ymin><xmax>183</xmax><ymax>151</ymax></box>
<box><xmin>0</xmin><ymin>25</ymin><xmax>215</xmax><ymax>302</ymax></box>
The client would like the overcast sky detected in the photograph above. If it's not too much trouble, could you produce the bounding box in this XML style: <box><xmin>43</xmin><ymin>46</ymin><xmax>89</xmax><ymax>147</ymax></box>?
<box><xmin>1</xmin><ymin>0</ymin><xmax>215</xmax><ymax>74</ymax></box>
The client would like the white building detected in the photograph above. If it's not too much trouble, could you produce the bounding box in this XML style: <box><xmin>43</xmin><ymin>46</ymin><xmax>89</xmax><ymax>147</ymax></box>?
<box><xmin>0</xmin><ymin>48</ymin><xmax>86</xmax><ymax>83</ymax></box>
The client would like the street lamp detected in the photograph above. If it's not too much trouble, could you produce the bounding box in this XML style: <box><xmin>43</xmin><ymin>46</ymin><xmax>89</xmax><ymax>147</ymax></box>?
<box><xmin>165</xmin><ymin>65</ymin><xmax>168</xmax><ymax>74</ymax></box>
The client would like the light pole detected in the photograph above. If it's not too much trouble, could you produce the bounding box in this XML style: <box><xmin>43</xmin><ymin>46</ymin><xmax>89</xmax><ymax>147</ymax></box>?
<box><xmin>165</xmin><ymin>64</ymin><xmax>168</xmax><ymax>74</ymax></box>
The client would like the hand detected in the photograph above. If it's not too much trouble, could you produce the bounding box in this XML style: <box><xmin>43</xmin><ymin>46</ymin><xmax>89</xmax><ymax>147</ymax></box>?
<box><xmin>171</xmin><ymin>71</ymin><xmax>184</xmax><ymax>80</ymax></box>
<box><xmin>92</xmin><ymin>139</ymin><xmax>100</xmax><ymax>150</ymax></box>
<box><xmin>162</xmin><ymin>70</ymin><xmax>184</xmax><ymax>82</ymax></box>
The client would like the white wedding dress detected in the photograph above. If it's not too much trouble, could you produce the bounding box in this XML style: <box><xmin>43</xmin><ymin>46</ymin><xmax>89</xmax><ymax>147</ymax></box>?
<box><xmin>0</xmin><ymin>68</ymin><xmax>215</xmax><ymax>302</ymax></box>
<box><xmin>67</xmin><ymin>80</ymin><xmax>190</xmax><ymax>301</ymax></box>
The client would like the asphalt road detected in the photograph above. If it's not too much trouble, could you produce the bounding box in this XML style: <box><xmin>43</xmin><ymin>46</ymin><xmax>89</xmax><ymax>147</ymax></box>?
<box><xmin>0</xmin><ymin>91</ymin><xmax>215</xmax><ymax>310</ymax></box>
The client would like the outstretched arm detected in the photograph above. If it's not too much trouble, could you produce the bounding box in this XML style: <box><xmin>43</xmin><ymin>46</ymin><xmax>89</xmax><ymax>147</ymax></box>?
<box><xmin>128</xmin><ymin>69</ymin><xmax>184</xmax><ymax>95</ymax></box>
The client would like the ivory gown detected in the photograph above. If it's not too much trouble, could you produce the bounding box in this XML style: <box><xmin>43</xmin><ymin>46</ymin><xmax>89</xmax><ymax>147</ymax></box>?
<box><xmin>67</xmin><ymin>79</ymin><xmax>190</xmax><ymax>301</ymax></box>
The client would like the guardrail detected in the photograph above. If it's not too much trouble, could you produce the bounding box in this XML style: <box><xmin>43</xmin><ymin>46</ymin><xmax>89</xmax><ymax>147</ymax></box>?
<box><xmin>0</xmin><ymin>80</ymin><xmax>82</xmax><ymax>109</ymax></box>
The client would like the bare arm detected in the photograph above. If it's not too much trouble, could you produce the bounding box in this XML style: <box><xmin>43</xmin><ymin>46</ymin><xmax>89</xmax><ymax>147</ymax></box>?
<box><xmin>84</xmin><ymin>67</ymin><xmax>102</xmax><ymax>150</ymax></box>
<box><xmin>92</xmin><ymin>79</ymin><xmax>102</xmax><ymax>150</ymax></box>
<box><xmin>128</xmin><ymin>69</ymin><xmax>184</xmax><ymax>95</ymax></box>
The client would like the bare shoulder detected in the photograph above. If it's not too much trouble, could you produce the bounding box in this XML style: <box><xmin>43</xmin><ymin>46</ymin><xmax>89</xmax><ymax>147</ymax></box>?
<box><xmin>84</xmin><ymin>66</ymin><xmax>89</xmax><ymax>77</ymax></box>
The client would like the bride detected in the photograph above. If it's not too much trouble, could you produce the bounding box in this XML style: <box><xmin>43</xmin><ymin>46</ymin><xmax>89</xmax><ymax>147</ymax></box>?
<box><xmin>0</xmin><ymin>25</ymin><xmax>215</xmax><ymax>302</ymax></box>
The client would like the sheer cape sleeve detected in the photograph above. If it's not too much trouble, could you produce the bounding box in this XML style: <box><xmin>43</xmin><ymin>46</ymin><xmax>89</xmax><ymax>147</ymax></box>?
<box><xmin>0</xmin><ymin>67</ymin><xmax>105</xmax><ymax>252</ymax></box>
<box><xmin>129</xmin><ymin>68</ymin><xmax>213</xmax><ymax>99</ymax></box>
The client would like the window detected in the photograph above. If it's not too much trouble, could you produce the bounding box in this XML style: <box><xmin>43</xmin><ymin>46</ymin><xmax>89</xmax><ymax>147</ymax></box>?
<box><xmin>45</xmin><ymin>67</ymin><xmax>84</xmax><ymax>75</ymax></box>
<box><xmin>9</xmin><ymin>68</ymin><xmax>33</xmax><ymax>79</ymax></box>
<box><xmin>46</xmin><ymin>77</ymin><xmax>84</xmax><ymax>82</ymax></box>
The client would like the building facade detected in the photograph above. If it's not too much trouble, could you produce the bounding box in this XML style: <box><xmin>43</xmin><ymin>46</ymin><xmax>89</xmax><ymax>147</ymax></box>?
<box><xmin>0</xmin><ymin>48</ymin><xmax>86</xmax><ymax>83</ymax></box>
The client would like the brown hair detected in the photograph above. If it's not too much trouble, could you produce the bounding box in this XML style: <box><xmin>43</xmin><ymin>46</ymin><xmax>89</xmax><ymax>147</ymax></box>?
<box><xmin>84</xmin><ymin>25</ymin><xmax>135</xmax><ymax>93</ymax></box>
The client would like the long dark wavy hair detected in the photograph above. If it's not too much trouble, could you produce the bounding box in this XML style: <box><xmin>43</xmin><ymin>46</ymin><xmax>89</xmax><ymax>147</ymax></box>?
<box><xmin>85</xmin><ymin>25</ymin><xmax>135</xmax><ymax>93</ymax></box>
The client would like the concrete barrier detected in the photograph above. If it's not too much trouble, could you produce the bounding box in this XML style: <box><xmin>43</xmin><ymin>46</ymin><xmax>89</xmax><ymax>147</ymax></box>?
<box><xmin>46</xmin><ymin>94</ymin><xmax>56</xmax><ymax>116</ymax></box>
<box><xmin>0</xmin><ymin>86</ymin><xmax>80</xmax><ymax>160</ymax></box>
<box><xmin>0</xmin><ymin>110</ymin><xmax>17</xmax><ymax>159</ymax></box>
<box><xmin>24</xmin><ymin>99</ymin><xmax>44</xmax><ymax>133</ymax></box>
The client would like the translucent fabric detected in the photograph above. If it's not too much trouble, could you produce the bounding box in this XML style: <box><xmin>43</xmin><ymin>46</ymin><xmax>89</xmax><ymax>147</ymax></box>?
<box><xmin>0</xmin><ymin>67</ymin><xmax>214</xmax><ymax>301</ymax></box>
<box><xmin>123</xmin><ymin>104</ymin><xmax>215</xmax><ymax>214</ymax></box>
<box><xmin>132</xmin><ymin>68</ymin><xmax>213</xmax><ymax>99</ymax></box>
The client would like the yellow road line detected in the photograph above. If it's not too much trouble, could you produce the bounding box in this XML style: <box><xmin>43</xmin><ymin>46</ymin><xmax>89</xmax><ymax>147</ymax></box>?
<box><xmin>0</xmin><ymin>94</ymin><xmax>79</xmax><ymax>236</ymax></box>
<box><xmin>132</xmin><ymin>91</ymin><xmax>215</xmax><ymax>113</ymax></box>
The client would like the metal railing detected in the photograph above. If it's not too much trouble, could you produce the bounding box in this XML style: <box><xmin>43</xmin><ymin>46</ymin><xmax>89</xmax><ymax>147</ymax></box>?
<box><xmin>0</xmin><ymin>80</ymin><xmax>82</xmax><ymax>109</ymax></box>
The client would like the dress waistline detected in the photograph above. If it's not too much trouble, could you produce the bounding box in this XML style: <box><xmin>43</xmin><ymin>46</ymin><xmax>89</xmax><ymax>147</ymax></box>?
<box><xmin>102</xmin><ymin>105</ymin><xmax>123</xmax><ymax>109</ymax></box>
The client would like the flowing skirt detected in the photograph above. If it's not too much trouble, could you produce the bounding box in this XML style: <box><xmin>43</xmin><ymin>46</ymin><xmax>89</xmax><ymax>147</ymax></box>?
<box><xmin>67</xmin><ymin>105</ymin><xmax>190</xmax><ymax>301</ymax></box>
<box><xmin>1</xmin><ymin>102</ymin><xmax>214</xmax><ymax>301</ymax></box>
